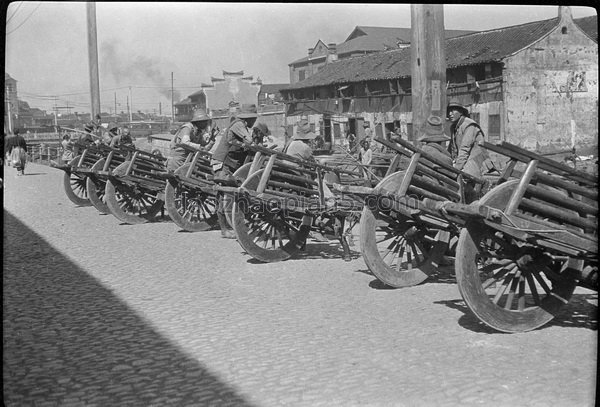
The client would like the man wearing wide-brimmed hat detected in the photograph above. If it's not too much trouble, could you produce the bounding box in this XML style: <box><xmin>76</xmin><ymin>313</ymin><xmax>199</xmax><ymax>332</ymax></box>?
<box><xmin>447</xmin><ymin>99</ymin><xmax>496</xmax><ymax>202</ymax></box>
<box><xmin>417</xmin><ymin>115</ymin><xmax>453</xmax><ymax>167</ymax></box>
<box><xmin>285</xmin><ymin>119</ymin><xmax>317</xmax><ymax>162</ymax></box>
<box><xmin>252</xmin><ymin>122</ymin><xmax>271</xmax><ymax>147</ymax></box>
<box><xmin>211</xmin><ymin>103</ymin><xmax>259</xmax><ymax>238</ymax></box>
<box><xmin>167</xmin><ymin>110</ymin><xmax>212</xmax><ymax>171</ymax></box>
<box><xmin>100</xmin><ymin>122</ymin><xmax>119</xmax><ymax>146</ymax></box>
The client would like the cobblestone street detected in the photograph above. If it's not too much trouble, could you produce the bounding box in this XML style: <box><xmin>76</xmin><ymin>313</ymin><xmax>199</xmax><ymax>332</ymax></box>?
<box><xmin>3</xmin><ymin>163</ymin><xmax>598</xmax><ymax>406</ymax></box>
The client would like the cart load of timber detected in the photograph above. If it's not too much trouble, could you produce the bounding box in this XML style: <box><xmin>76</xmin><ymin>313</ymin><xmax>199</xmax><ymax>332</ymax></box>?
<box><xmin>159</xmin><ymin>143</ymin><xmax>255</xmax><ymax>232</ymax></box>
<box><xmin>103</xmin><ymin>144</ymin><xmax>190</xmax><ymax>225</ymax></box>
<box><xmin>82</xmin><ymin>144</ymin><xmax>129</xmax><ymax>214</ymax></box>
<box><xmin>51</xmin><ymin>141</ymin><xmax>120</xmax><ymax>207</ymax></box>
<box><xmin>335</xmin><ymin>136</ymin><xmax>495</xmax><ymax>289</ymax></box>
<box><xmin>450</xmin><ymin>140</ymin><xmax>597</xmax><ymax>333</ymax></box>
<box><xmin>339</xmin><ymin>136</ymin><xmax>597</xmax><ymax>332</ymax></box>
<box><xmin>215</xmin><ymin>141</ymin><xmax>372</xmax><ymax>263</ymax></box>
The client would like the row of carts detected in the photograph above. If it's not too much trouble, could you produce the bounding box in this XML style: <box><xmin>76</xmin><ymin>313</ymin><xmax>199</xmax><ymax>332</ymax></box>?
<box><xmin>53</xmin><ymin>137</ymin><xmax>598</xmax><ymax>333</ymax></box>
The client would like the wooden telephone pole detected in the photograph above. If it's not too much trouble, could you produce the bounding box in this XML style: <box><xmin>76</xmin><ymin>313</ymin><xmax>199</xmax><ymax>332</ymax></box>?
<box><xmin>410</xmin><ymin>4</ymin><xmax>447</xmax><ymax>141</ymax></box>
<box><xmin>86</xmin><ymin>2</ymin><xmax>101</xmax><ymax>121</ymax></box>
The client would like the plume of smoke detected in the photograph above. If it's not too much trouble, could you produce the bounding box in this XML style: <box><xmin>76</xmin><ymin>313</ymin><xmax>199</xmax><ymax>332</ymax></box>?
<box><xmin>100</xmin><ymin>42</ymin><xmax>181</xmax><ymax>102</ymax></box>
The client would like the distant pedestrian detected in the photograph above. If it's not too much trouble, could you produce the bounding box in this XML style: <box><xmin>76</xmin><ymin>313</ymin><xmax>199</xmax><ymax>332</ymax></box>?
<box><xmin>346</xmin><ymin>130</ymin><xmax>356</xmax><ymax>153</ymax></box>
<box><xmin>61</xmin><ymin>133</ymin><xmax>75</xmax><ymax>163</ymax></box>
<box><xmin>6</xmin><ymin>129</ymin><xmax>28</xmax><ymax>176</ymax></box>
<box><xmin>358</xmin><ymin>139</ymin><xmax>373</xmax><ymax>183</ymax></box>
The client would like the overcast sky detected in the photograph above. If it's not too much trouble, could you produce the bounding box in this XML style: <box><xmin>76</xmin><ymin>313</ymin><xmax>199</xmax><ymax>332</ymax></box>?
<box><xmin>4</xmin><ymin>2</ymin><xmax>597</xmax><ymax>116</ymax></box>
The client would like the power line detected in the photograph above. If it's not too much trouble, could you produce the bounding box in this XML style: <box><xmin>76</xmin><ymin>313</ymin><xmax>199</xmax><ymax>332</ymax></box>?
<box><xmin>6</xmin><ymin>2</ymin><xmax>42</xmax><ymax>35</ymax></box>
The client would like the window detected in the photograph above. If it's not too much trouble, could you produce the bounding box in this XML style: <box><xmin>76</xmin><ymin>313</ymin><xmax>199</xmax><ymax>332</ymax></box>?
<box><xmin>298</xmin><ymin>70</ymin><xmax>306</xmax><ymax>81</ymax></box>
<box><xmin>488</xmin><ymin>114</ymin><xmax>501</xmax><ymax>142</ymax></box>
<box><xmin>562</xmin><ymin>26</ymin><xmax>567</xmax><ymax>34</ymax></box>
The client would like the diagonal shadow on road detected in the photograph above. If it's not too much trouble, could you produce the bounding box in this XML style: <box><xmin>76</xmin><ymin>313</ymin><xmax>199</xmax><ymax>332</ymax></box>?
<box><xmin>3</xmin><ymin>211</ymin><xmax>256</xmax><ymax>406</ymax></box>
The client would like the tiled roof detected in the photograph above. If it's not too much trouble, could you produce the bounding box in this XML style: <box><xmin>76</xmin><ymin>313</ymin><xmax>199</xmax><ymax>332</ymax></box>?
<box><xmin>290</xmin><ymin>26</ymin><xmax>477</xmax><ymax>65</ymax></box>
<box><xmin>286</xmin><ymin>15</ymin><xmax>597</xmax><ymax>90</ymax></box>
<box><xmin>174</xmin><ymin>97</ymin><xmax>192</xmax><ymax>106</ymax></box>
<box><xmin>260</xmin><ymin>84</ymin><xmax>289</xmax><ymax>94</ymax></box>
<box><xmin>339</xmin><ymin>26</ymin><xmax>476</xmax><ymax>55</ymax></box>
<box><xmin>575</xmin><ymin>15</ymin><xmax>598</xmax><ymax>41</ymax></box>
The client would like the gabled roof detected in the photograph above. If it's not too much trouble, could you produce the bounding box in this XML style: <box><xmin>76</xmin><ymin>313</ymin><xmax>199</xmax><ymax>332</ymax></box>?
<box><xmin>189</xmin><ymin>89</ymin><xmax>205</xmax><ymax>97</ymax></box>
<box><xmin>290</xmin><ymin>26</ymin><xmax>478</xmax><ymax>66</ymax></box>
<box><xmin>340</xmin><ymin>26</ymin><xmax>476</xmax><ymax>54</ymax></box>
<box><xmin>174</xmin><ymin>97</ymin><xmax>192</xmax><ymax>106</ymax></box>
<box><xmin>260</xmin><ymin>84</ymin><xmax>289</xmax><ymax>94</ymax></box>
<box><xmin>286</xmin><ymin>15</ymin><xmax>597</xmax><ymax>90</ymax></box>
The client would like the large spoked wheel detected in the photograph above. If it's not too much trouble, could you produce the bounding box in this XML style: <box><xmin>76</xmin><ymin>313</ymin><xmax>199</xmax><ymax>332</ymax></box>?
<box><xmin>231</xmin><ymin>170</ymin><xmax>311</xmax><ymax>263</ymax></box>
<box><xmin>105</xmin><ymin>161</ymin><xmax>164</xmax><ymax>224</ymax></box>
<box><xmin>360</xmin><ymin>171</ymin><xmax>447</xmax><ymax>287</ymax></box>
<box><xmin>164</xmin><ymin>163</ymin><xmax>218</xmax><ymax>232</ymax></box>
<box><xmin>455</xmin><ymin>180</ymin><xmax>581</xmax><ymax>333</ymax></box>
<box><xmin>86</xmin><ymin>158</ymin><xmax>110</xmax><ymax>214</ymax></box>
<box><xmin>63</xmin><ymin>156</ymin><xmax>92</xmax><ymax>206</ymax></box>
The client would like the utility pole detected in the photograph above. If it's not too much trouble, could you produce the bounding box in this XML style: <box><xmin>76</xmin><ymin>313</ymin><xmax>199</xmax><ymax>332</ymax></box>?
<box><xmin>53</xmin><ymin>96</ymin><xmax>58</xmax><ymax>127</ymax></box>
<box><xmin>127</xmin><ymin>95</ymin><xmax>130</xmax><ymax>122</ymax></box>
<box><xmin>86</xmin><ymin>2</ymin><xmax>101</xmax><ymax>120</ymax></box>
<box><xmin>5</xmin><ymin>85</ymin><xmax>13</xmax><ymax>133</ymax></box>
<box><xmin>410</xmin><ymin>4</ymin><xmax>446</xmax><ymax>142</ymax></box>
<box><xmin>114</xmin><ymin>92</ymin><xmax>117</xmax><ymax>121</ymax></box>
<box><xmin>128</xmin><ymin>86</ymin><xmax>133</xmax><ymax>122</ymax></box>
<box><xmin>159</xmin><ymin>101</ymin><xmax>162</xmax><ymax>116</ymax></box>
<box><xmin>171</xmin><ymin>72</ymin><xmax>175</xmax><ymax>122</ymax></box>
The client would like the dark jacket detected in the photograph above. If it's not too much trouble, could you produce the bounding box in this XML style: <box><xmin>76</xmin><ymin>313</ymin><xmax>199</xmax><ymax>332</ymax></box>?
<box><xmin>211</xmin><ymin>119</ymin><xmax>252</xmax><ymax>168</ymax></box>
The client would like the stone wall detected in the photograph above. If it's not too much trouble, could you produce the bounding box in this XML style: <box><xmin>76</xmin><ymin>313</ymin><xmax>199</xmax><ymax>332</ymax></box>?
<box><xmin>503</xmin><ymin>10</ymin><xmax>598</xmax><ymax>154</ymax></box>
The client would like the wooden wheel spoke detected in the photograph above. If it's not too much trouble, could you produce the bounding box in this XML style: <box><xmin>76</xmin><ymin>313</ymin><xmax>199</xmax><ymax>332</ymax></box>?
<box><xmin>525</xmin><ymin>273</ymin><xmax>541</xmax><ymax>305</ymax></box>
<box><xmin>531</xmin><ymin>270</ymin><xmax>552</xmax><ymax>295</ymax></box>
<box><xmin>504</xmin><ymin>270</ymin><xmax>522</xmax><ymax>310</ymax></box>
<box><xmin>517</xmin><ymin>276</ymin><xmax>527</xmax><ymax>311</ymax></box>
<box><xmin>492</xmin><ymin>271</ymin><xmax>515</xmax><ymax>304</ymax></box>
<box><xmin>540</xmin><ymin>266</ymin><xmax>566</xmax><ymax>282</ymax></box>
<box><xmin>413</xmin><ymin>239</ymin><xmax>429</xmax><ymax>258</ymax></box>
<box><xmin>406</xmin><ymin>246</ymin><xmax>413</xmax><ymax>270</ymax></box>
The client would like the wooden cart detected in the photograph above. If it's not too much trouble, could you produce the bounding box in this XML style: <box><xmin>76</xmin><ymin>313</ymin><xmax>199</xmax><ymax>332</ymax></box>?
<box><xmin>217</xmin><ymin>142</ymin><xmax>368</xmax><ymax>263</ymax></box>
<box><xmin>104</xmin><ymin>146</ymin><xmax>176</xmax><ymax>224</ymax></box>
<box><xmin>337</xmin><ymin>136</ymin><xmax>492</xmax><ymax>288</ymax></box>
<box><xmin>161</xmin><ymin>143</ymin><xmax>254</xmax><ymax>232</ymax></box>
<box><xmin>450</xmin><ymin>141</ymin><xmax>597</xmax><ymax>332</ymax></box>
<box><xmin>52</xmin><ymin>142</ymin><xmax>115</xmax><ymax>207</ymax></box>
<box><xmin>80</xmin><ymin>144</ymin><xmax>129</xmax><ymax>214</ymax></box>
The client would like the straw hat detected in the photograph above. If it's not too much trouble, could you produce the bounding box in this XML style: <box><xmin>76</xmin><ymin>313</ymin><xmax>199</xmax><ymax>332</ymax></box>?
<box><xmin>254</xmin><ymin>122</ymin><xmax>271</xmax><ymax>135</ymax></box>
<box><xmin>237</xmin><ymin>104</ymin><xmax>258</xmax><ymax>119</ymax></box>
<box><xmin>191</xmin><ymin>111</ymin><xmax>211</xmax><ymax>122</ymax></box>
<box><xmin>418</xmin><ymin>115</ymin><xmax>450</xmax><ymax>143</ymax></box>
